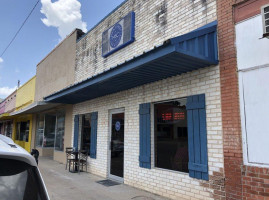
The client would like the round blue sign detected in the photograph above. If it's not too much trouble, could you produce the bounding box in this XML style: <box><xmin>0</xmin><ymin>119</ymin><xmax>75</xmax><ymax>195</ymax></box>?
<box><xmin>110</xmin><ymin>23</ymin><xmax>122</xmax><ymax>48</ymax></box>
<box><xmin>115</xmin><ymin>121</ymin><xmax>121</xmax><ymax>131</ymax></box>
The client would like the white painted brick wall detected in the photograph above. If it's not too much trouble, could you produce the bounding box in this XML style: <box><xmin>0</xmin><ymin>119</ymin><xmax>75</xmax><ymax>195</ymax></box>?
<box><xmin>75</xmin><ymin>0</ymin><xmax>217</xmax><ymax>83</ymax></box>
<box><xmin>72</xmin><ymin>0</ymin><xmax>221</xmax><ymax>199</ymax></box>
<box><xmin>73</xmin><ymin>65</ymin><xmax>223</xmax><ymax>200</ymax></box>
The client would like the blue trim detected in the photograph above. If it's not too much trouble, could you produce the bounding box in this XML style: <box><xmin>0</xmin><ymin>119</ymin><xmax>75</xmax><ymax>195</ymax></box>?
<box><xmin>44</xmin><ymin>21</ymin><xmax>218</xmax><ymax>104</ymax></box>
<box><xmin>90</xmin><ymin>112</ymin><xmax>98</xmax><ymax>159</ymax></box>
<box><xmin>139</xmin><ymin>103</ymin><xmax>151</xmax><ymax>169</ymax></box>
<box><xmin>77</xmin><ymin>0</ymin><xmax>129</xmax><ymax>43</ymax></box>
<box><xmin>102</xmin><ymin>12</ymin><xmax>135</xmax><ymax>57</ymax></box>
<box><xmin>170</xmin><ymin>21</ymin><xmax>217</xmax><ymax>44</ymax></box>
<box><xmin>45</xmin><ymin>44</ymin><xmax>176</xmax><ymax>102</ymax></box>
<box><xmin>187</xmin><ymin>94</ymin><xmax>208</xmax><ymax>181</ymax></box>
<box><xmin>73</xmin><ymin>115</ymin><xmax>79</xmax><ymax>151</ymax></box>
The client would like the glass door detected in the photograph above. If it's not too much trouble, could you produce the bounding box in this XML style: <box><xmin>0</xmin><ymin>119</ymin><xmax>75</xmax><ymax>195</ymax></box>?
<box><xmin>109</xmin><ymin>109</ymin><xmax>124</xmax><ymax>182</ymax></box>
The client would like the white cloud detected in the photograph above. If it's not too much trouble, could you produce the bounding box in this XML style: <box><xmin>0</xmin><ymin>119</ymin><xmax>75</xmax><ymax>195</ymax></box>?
<box><xmin>0</xmin><ymin>86</ymin><xmax>17</xmax><ymax>98</ymax></box>
<box><xmin>0</xmin><ymin>57</ymin><xmax>3</xmax><ymax>63</ymax></box>
<box><xmin>40</xmin><ymin>0</ymin><xmax>87</xmax><ymax>40</ymax></box>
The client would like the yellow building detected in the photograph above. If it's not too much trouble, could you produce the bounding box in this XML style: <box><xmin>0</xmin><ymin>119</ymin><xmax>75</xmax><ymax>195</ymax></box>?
<box><xmin>12</xmin><ymin>76</ymin><xmax>36</xmax><ymax>152</ymax></box>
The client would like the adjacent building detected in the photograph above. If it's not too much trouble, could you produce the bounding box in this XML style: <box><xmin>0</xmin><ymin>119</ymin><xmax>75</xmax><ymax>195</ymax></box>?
<box><xmin>31</xmin><ymin>29</ymin><xmax>83</xmax><ymax>163</ymax></box>
<box><xmin>0</xmin><ymin>90</ymin><xmax>17</xmax><ymax>138</ymax></box>
<box><xmin>217</xmin><ymin>0</ymin><xmax>269</xmax><ymax>199</ymax></box>
<box><xmin>10</xmin><ymin>76</ymin><xmax>36</xmax><ymax>152</ymax></box>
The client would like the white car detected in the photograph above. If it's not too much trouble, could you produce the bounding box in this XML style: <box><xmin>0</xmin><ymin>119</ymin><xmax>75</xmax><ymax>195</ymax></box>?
<box><xmin>0</xmin><ymin>135</ymin><xmax>50</xmax><ymax>200</ymax></box>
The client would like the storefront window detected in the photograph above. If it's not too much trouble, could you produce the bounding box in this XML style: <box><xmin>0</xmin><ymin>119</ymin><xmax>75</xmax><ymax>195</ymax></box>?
<box><xmin>55</xmin><ymin>114</ymin><xmax>65</xmax><ymax>151</ymax></box>
<box><xmin>36</xmin><ymin>114</ymin><xmax>45</xmax><ymax>147</ymax></box>
<box><xmin>154</xmin><ymin>98</ymin><xmax>189</xmax><ymax>173</ymax></box>
<box><xmin>43</xmin><ymin>114</ymin><xmax>56</xmax><ymax>148</ymax></box>
<box><xmin>35</xmin><ymin>112</ymin><xmax>65</xmax><ymax>150</ymax></box>
<box><xmin>4</xmin><ymin>121</ymin><xmax>12</xmax><ymax>138</ymax></box>
<box><xmin>0</xmin><ymin>123</ymin><xmax>3</xmax><ymax>135</ymax></box>
<box><xmin>15</xmin><ymin>121</ymin><xmax>30</xmax><ymax>142</ymax></box>
<box><xmin>16</xmin><ymin>122</ymin><xmax>20</xmax><ymax>140</ymax></box>
<box><xmin>81</xmin><ymin>114</ymin><xmax>91</xmax><ymax>154</ymax></box>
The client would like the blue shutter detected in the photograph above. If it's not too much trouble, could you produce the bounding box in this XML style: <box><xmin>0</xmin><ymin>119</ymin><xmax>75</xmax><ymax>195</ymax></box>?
<box><xmin>73</xmin><ymin>115</ymin><xmax>79</xmax><ymax>151</ymax></box>
<box><xmin>186</xmin><ymin>94</ymin><xmax>209</xmax><ymax>180</ymax></box>
<box><xmin>90</xmin><ymin>112</ymin><xmax>98</xmax><ymax>159</ymax></box>
<box><xmin>139</xmin><ymin>103</ymin><xmax>151</xmax><ymax>169</ymax></box>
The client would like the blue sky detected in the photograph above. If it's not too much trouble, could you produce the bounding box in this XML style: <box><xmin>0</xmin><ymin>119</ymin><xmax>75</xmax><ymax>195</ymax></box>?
<box><xmin>0</xmin><ymin>0</ymin><xmax>125</xmax><ymax>99</ymax></box>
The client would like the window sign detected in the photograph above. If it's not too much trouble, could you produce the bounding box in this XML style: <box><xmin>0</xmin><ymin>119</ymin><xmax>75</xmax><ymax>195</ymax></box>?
<box><xmin>154</xmin><ymin>99</ymin><xmax>189</xmax><ymax>173</ymax></box>
<box><xmin>115</xmin><ymin>121</ymin><xmax>121</xmax><ymax>131</ymax></box>
<box><xmin>102</xmin><ymin>12</ymin><xmax>135</xmax><ymax>57</ymax></box>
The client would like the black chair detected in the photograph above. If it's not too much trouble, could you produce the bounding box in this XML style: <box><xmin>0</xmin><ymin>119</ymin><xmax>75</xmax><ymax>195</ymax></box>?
<box><xmin>65</xmin><ymin>147</ymin><xmax>75</xmax><ymax>170</ymax></box>
<box><xmin>71</xmin><ymin>149</ymin><xmax>88</xmax><ymax>174</ymax></box>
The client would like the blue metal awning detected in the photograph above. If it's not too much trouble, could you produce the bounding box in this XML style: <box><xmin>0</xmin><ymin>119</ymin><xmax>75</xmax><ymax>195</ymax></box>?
<box><xmin>45</xmin><ymin>21</ymin><xmax>218</xmax><ymax>104</ymax></box>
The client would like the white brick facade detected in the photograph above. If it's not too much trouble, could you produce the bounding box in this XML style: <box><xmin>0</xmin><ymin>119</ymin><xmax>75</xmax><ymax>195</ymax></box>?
<box><xmin>72</xmin><ymin>0</ymin><xmax>223</xmax><ymax>199</ymax></box>
<box><xmin>73</xmin><ymin>66</ymin><xmax>223</xmax><ymax>200</ymax></box>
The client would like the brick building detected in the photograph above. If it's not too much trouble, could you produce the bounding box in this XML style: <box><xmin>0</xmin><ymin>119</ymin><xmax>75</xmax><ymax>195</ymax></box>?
<box><xmin>44</xmin><ymin>0</ymin><xmax>226</xmax><ymax>199</ymax></box>
<box><xmin>217</xmin><ymin>0</ymin><xmax>269</xmax><ymax>199</ymax></box>
<box><xmin>0</xmin><ymin>0</ymin><xmax>267</xmax><ymax>199</ymax></box>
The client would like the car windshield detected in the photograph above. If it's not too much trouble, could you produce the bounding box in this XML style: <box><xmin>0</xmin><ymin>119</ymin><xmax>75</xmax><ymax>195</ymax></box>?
<box><xmin>0</xmin><ymin>158</ymin><xmax>48</xmax><ymax>200</ymax></box>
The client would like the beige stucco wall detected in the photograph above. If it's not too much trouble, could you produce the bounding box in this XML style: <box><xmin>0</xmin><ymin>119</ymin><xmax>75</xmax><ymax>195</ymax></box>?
<box><xmin>33</xmin><ymin>29</ymin><xmax>82</xmax><ymax>161</ymax></box>
<box><xmin>31</xmin><ymin>104</ymin><xmax>73</xmax><ymax>163</ymax></box>
<box><xmin>35</xmin><ymin>29</ymin><xmax>81</xmax><ymax>101</ymax></box>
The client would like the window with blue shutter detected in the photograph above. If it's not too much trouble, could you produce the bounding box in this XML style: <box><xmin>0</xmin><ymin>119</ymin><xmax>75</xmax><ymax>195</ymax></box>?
<box><xmin>187</xmin><ymin>94</ymin><xmax>208</xmax><ymax>180</ymax></box>
<box><xmin>139</xmin><ymin>103</ymin><xmax>151</xmax><ymax>169</ymax></box>
<box><xmin>90</xmin><ymin>112</ymin><xmax>98</xmax><ymax>159</ymax></box>
<box><xmin>73</xmin><ymin>115</ymin><xmax>79</xmax><ymax>151</ymax></box>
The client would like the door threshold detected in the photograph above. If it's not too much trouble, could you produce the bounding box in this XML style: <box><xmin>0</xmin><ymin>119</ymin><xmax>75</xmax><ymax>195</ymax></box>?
<box><xmin>108</xmin><ymin>175</ymin><xmax>124</xmax><ymax>183</ymax></box>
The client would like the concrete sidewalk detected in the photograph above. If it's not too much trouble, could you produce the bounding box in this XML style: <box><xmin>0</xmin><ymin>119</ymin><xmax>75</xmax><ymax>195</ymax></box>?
<box><xmin>38</xmin><ymin>157</ymin><xmax>169</xmax><ymax>200</ymax></box>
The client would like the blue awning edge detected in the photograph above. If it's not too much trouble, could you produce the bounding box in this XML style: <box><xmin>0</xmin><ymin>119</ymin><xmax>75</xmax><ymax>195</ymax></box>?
<box><xmin>45</xmin><ymin>21</ymin><xmax>218</xmax><ymax>104</ymax></box>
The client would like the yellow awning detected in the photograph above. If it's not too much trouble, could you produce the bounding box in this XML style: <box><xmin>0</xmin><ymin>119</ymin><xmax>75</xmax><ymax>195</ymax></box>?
<box><xmin>0</xmin><ymin>113</ymin><xmax>13</xmax><ymax>120</ymax></box>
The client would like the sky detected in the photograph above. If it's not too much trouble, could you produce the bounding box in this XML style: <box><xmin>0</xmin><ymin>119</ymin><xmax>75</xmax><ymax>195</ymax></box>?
<box><xmin>0</xmin><ymin>0</ymin><xmax>125</xmax><ymax>99</ymax></box>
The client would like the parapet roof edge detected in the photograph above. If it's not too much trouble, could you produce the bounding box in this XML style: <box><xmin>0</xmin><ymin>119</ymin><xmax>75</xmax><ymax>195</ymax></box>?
<box><xmin>37</xmin><ymin>28</ymin><xmax>82</xmax><ymax>67</ymax></box>
<box><xmin>1</xmin><ymin>90</ymin><xmax>17</xmax><ymax>104</ymax></box>
<box><xmin>17</xmin><ymin>75</ymin><xmax>36</xmax><ymax>91</ymax></box>
<box><xmin>76</xmin><ymin>0</ymin><xmax>129</xmax><ymax>43</ymax></box>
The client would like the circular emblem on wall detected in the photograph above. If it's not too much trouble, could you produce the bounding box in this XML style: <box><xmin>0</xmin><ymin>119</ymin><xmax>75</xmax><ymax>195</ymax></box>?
<box><xmin>110</xmin><ymin>23</ymin><xmax>122</xmax><ymax>48</ymax></box>
<box><xmin>115</xmin><ymin>121</ymin><xmax>121</xmax><ymax>131</ymax></box>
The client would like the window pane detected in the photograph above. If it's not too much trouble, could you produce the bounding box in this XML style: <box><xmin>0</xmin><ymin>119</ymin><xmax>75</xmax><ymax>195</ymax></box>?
<box><xmin>81</xmin><ymin>114</ymin><xmax>91</xmax><ymax>154</ymax></box>
<box><xmin>36</xmin><ymin>115</ymin><xmax>44</xmax><ymax>147</ymax></box>
<box><xmin>154</xmin><ymin>99</ymin><xmax>189</xmax><ymax>173</ymax></box>
<box><xmin>18</xmin><ymin>121</ymin><xmax>30</xmax><ymax>142</ymax></box>
<box><xmin>16</xmin><ymin>122</ymin><xmax>20</xmax><ymax>141</ymax></box>
<box><xmin>4</xmin><ymin>121</ymin><xmax>12</xmax><ymax>138</ymax></box>
<box><xmin>55</xmin><ymin>114</ymin><xmax>65</xmax><ymax>151</ymax></box>
<box><xmin>43</xmin><ymin>115</ymin><xmax>56</xmax><ymax>148</ymax></box>
<box><xmin>0</xmin><ymin>123</ymin><xmax>2</xmax><ymax>135</ymax></box>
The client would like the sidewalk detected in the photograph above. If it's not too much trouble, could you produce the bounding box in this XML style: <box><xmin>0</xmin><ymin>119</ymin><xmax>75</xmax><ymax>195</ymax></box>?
<box><xmin>38</xmin><ymin>157</ymin><xmax>170</xmax><ymax>200</ymax></box>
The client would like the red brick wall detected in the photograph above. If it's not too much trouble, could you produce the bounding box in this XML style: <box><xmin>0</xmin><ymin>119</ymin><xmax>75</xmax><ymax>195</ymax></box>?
<box><xmin>242</xmin><ymin>166</ymin><xmax>269</xmax><ymax>200</ymax></box>
<box><xmin>217</xmin><ymin>0</ymin><xmax>244</xmax><ymax>199</ymax></box>
<box><xmin>217</xmin><ymin>0</ymin><xmax>269</xmax><ymax>199</ymax></box>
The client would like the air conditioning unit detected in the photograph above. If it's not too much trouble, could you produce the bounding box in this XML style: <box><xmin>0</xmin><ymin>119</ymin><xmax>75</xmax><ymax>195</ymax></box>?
<box><xmin>261</xmin><ymin>4</ymin><xmax>269</xmax><ymax>38</ymax></box>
